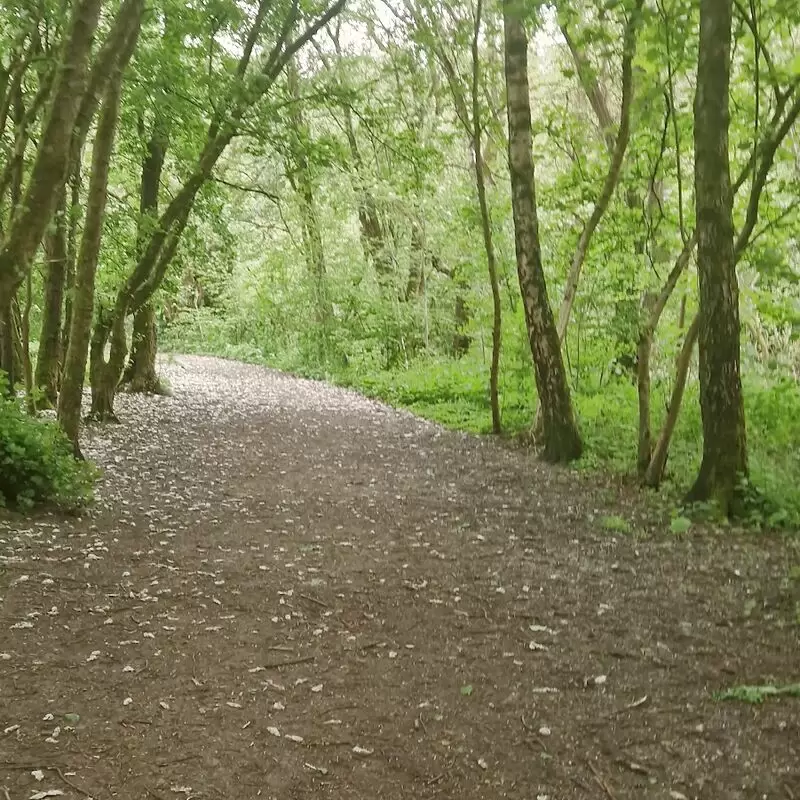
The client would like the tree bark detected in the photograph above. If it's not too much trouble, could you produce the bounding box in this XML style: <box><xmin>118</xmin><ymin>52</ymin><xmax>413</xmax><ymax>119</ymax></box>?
<box><xmin>686</xmin><ymin>0</ymin><xmax>747</xmax><ymax>514</ymax></box>
<box><xmin>504</xmin><ymin>0</ymin><xmax>581</xmax><ymax>462</ymax></box>
<box><xmin>636</xmin><ymin>293</ymin><xmax>657</xmax><ymax>476</ymax></box>
<box><xmin>58</xmin><ymin>11</ymin><xmax>143</xmax><ymax>450</ymax></box>
<box><xmin>405</xmin><ymin>219</ymin><xmax>426</xmax><ymax>301</ymax></box>
<box><xmin>125</xmin><ymin>303</ymin><xmax>161</xmax><ymax>393</ymax></box>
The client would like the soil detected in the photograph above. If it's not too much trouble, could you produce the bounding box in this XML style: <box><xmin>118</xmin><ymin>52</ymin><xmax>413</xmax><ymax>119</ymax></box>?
<box><xmin>1</xmin><ymin>355</ymin><xmax>798</xmax><ymax>800</ymax></box>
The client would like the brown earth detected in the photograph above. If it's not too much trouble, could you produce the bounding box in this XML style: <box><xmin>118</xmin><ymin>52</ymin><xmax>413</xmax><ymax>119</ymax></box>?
<box><xmin>1</xmin><ymin>355</ymin><xmax>798</xmax><ymax>800</ymax></box>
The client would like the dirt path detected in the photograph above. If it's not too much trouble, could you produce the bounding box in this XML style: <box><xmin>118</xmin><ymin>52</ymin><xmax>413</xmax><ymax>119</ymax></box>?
<box><xmin>1</xmin><ymin>355</ymin><xmax>798</xmax><ymax>800</ymax></box>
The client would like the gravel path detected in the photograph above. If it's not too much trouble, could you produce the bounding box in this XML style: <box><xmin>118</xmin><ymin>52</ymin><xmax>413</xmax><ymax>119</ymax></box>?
<box><xmin>1</xmin><ymin>355</ymin><xmax>798</xmax><ymax>800</ymax></box>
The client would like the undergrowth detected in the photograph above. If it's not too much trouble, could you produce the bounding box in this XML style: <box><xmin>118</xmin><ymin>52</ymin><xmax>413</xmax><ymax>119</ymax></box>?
<box><xmin>0</xmin><ymin>382</ymin><xmax>97</xmax><ymax>510</ymax></box>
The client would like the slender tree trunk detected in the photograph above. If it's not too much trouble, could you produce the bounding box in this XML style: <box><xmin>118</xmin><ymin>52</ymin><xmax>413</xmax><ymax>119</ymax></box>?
<box><xmin>636</xmin><ymin>327</ymin><xmax>653</xmax><ymax>476</ymax></box>
<box><xmin>21</xmin><ymin>271</ymin><xmax>34</xmax><ymax>410</ymax></box>
<box><xmin>286</xmin><ymin>59</ymin><xmax>331</xmax><ymax>353</ymax></box>
<box><xmin>405</xmin><ymin>219</ymin><xmax>426</xmax><ymax>301</ymax></box>
<box><xmin>644</xmin><ymin>314</ymin><xmax>700</xmax><ymax>487</ymax></box>
<box><xmin>58</xmin><ymin>12</ymin><xmax>142</xmax><ymax>450</ymax></box>
<box><xmin>471</xmin><ymin>0</ymin><xmax>502</xmax><ymax>434</ymax></box>
<box><xmin>554</xmin><ymin>1</ymin><xmax>643</xmax><ymax>342</ymax></box>
<box><xmin>504</xmin><ymin>0</ymin><xmax>581</xmax><ymax>461</ymax></box>
<box><xmin>0</xmin><ymin>294</ymin><xmax>15</xmax><ymax>392</ymax></box>
<box><xmin>61</xmin><ymin>171</ymin><xmax>81</xmax><ymax>360</ymax></box>
<box><xmin>35</xmin><ymin>191</ymin><xmax>69</xmax><ymax>406</ymax></box>
<box><xmin>635</xmin><ymin>232</ymin><xmax>698</xmax><ymax>477</ymax></box>
<box><xmin>686</xmin><ymin>0</ymin><xmax>747</xmax><ymax>514</ymax></box>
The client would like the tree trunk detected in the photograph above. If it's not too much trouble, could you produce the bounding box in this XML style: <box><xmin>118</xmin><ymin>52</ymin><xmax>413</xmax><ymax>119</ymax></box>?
<box><xmin>686</xmin><ymin>0</ymin><xmax>747</xmax><ymax>514</ymax></box>
<box><xmin>88</xmin><ymin>309</ymin><xmax>124</xmax><ymax>421</ymax></box>
<box><xmin>35</xmin><ymin>191</ymin><xmax>69</xmax><ymax>407</ymax></box>
<box><xmin>636</xmin><ymin>330</ymin><xmax>653</xmax><ymax>476</ymax></box>
<box><xmin>58</xmin><ymin>11</ymin><xmax>142</xmax><ymax>450</ymax></box>
<box><xmin>0</xmin><ymin>293</ymin><xmax>15</xmax><ymax>392</ymax></box>
<box><xmin>635</xmin><ymin>232</ymin><xmax>698</xmax><ymax>478</ymax></box>
<box><xmin>473</xmin><ymin>0</ymin><xmax>502</xmax><ymax>434</ymax></box>
<box><xmin>61</xmin><ymin>171</ymin><xmax>81</xmax><ymax>360</ymax></box>
<box><xmin>125</xmin><ymin>303</ymin><xmax>161</xmax><ymax>393</ymax></box>
<box><xmin>644</xmin><ymin>314</ymin><xmax>700</xmax><ymax>487</ymax></box>
<box><xmin>286</xmin><ymin>59</ymin><xmax>331</xmax><ymax>351</ymax></box>
<box><xmin>405</xmin><ymin>219</ymin><xmax>426</xmax><ymax>301</ymax></box>
<box><xmin>504</xmin><ymin>0</ymin><xmax>581</xmax><ymax>462</ymax></box>
<box><xmin>21</xmin><ymin>271</ymin><xmax>34</xmax><ymax>411</ymax></box>
<box><xmin>124</xmin><ymin>117</ymin><xmax>167</xmax><ymax>393</ymax></box>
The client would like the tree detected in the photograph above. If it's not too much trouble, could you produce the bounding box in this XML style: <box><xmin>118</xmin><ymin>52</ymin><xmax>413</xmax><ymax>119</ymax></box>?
<box><xmin>685</xmin><ymin>0</ymin><xmax>746</xmax><ymax>513</ymax></box>
<box><xmin>0</xmin><ymin>0</ymin><xmax>105</xmax><ymax>387</ymax></box>
<box><xmin>58</xmin><ymin>1</ymin><xmax>145</xmax><ymax>451</ymax></box>
<box><xmin>503</xmin><ymin>0</ymin><xmax>581</xmax><ymax>462</ymax></box>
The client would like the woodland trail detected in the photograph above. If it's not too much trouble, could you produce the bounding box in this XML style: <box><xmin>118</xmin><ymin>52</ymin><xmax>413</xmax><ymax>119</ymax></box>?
<box><xmin>1</xmin><ymin>355</ymin><xmax>798</xmax><ymax>800</ymax></box>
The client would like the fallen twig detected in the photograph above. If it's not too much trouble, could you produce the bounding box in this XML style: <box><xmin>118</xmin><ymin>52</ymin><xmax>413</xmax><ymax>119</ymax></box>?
<box><xmin>2</xmin><ymin>786</ymin><xmax>11</xmax><ymax>800</ymax></box>
<box><xmin>587</xmin><ymin>760</ymin><xmax>618</xmax><ymax>800</ymax></box>
<box><xmin>156</xmin><ymin>754</ymin><xmax>201</xmax><ymax>767</ymax></box>
<box><xmin>604</xmin><ymin>694</ymin><xmax>648</xmax><ymax>718</ymax></box>
<box><xmin>54</xmin><ymin>766</ymin><xmax>96</xmax><ymax>799</ymax></box>
<box><xmin>304</xmin><ymin>739</ymin><xmax>354</xmax><ymax>747</ymax></box>
<box><xmin>298</xmin><ymin>593</ymin><xmax>329</xmax><ymax>608</ymax></box>
<box><xmin>261</xmin><ymin>655</ymin><xmax>315</xmax><ymax>669</ymax></box>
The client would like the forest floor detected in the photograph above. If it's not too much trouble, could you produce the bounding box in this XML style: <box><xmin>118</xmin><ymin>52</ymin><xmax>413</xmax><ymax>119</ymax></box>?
<box><xmin>1</xmin><ymin>355</ymin><xmax>798</xmax><ymax>800</ymax></box>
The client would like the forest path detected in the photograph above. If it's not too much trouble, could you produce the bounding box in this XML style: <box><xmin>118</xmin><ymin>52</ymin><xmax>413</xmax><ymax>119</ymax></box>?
<box><xmin>1</xmin><ymin>355</ymin><xmax>798</xmax><ymax>800</ymax></box>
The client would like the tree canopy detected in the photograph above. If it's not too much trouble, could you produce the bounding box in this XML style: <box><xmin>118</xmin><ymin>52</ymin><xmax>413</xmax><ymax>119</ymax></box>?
<box><xmin>0</xmin><ymin>0</ymin><xmax>798</xmax><ymax>523</ymax></box>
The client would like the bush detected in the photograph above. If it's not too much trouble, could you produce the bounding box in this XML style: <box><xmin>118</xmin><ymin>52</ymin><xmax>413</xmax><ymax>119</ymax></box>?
<box><xmin>0</xmin><ymin>386</ymin><xmax>97</xmax><ymax>510</ymax></box>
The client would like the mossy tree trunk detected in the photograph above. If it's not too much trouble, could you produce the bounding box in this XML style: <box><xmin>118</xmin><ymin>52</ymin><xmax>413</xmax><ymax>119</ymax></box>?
<box><xmin>685</xmin><ymin>0</ymin><xmax>747</xmax><ymax>514</ymax></box>
<box><xmin>35</xmin><ymin>190</ymin><xmax>69</xmax><ymax>407</ymax></box>
<box><xmin>58</xmin><ymin>8</ymin><xmax>143</xmax><ymax>450</ymax></box>
<box><xmin>124</xmin><ymin>117</ymin><xmax>167</xmax><ymax>394</ymax></box>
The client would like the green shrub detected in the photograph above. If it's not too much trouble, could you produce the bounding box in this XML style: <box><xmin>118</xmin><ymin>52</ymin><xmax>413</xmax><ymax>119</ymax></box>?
<box><xmin>0</xmin><ymin>385</ymin><xmax>97</xmax><ymax>509</ymax></box>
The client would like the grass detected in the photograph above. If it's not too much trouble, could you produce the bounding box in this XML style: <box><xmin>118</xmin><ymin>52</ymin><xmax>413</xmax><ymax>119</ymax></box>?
<box><xmin>714</xmin><ymin>684</ymin><xmax>800</xmax><ymax>704</ymax></box>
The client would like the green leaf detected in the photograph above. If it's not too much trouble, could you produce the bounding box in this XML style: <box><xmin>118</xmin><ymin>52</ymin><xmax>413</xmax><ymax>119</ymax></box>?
<box><xmin>669</xmin><ymin>516</ymin><xmax>692</xmax><ymax>535</ymax></box>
